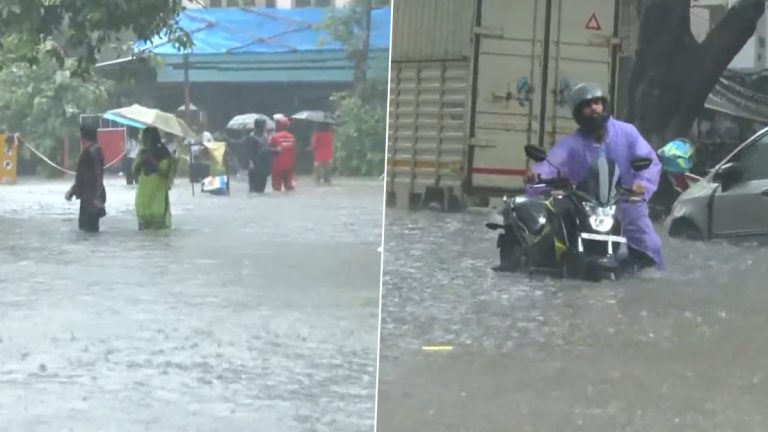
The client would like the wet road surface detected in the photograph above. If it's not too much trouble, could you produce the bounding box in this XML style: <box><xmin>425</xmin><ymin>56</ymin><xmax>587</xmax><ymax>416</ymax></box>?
<box><xmin>0</xmin><ymin>175</ymin><xmax>383</xmax><ymax>431</ymax></box>
<box><xmin>377</xmin><ymin>208</ymin><xmax>768</xmax><ymax>432</ymax></box>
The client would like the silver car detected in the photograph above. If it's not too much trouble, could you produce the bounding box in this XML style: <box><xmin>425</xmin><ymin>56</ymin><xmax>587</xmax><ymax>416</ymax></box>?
<box><xmin>668</xmin><ymin>126</ymin><xmax>768</xmax><ymax>240</ymax></box>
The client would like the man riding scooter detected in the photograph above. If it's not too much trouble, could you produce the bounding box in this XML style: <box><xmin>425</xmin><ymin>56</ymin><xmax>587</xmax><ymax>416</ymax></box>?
<box><xmin>494</xmin><ymin>82</ymin><xmax>665</xmax><ymax>273</ymax></box>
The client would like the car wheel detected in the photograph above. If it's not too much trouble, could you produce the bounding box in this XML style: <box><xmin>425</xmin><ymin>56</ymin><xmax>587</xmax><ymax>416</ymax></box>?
<box><xmin>668</xmin><ymin>218</ymin><xmax>703</xmax><ymax>241</ymax></box>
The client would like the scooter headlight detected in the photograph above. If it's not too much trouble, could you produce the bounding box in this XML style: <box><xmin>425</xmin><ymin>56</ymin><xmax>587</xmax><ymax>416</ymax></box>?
<box><xmin>589</xmin><ymin>215</ymin><xmax>615</xmax><ymax>233</ymax></box>
<box><xmin>583</xmin><ymin>202</ymin><xmax>616</xmax><ymax>233</ymax></box>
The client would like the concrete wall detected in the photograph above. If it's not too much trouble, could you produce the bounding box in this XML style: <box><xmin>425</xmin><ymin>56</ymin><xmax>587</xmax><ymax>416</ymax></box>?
<box><xmin>690</xmin><ymin>5</ymin><xmax>711</xmax><ymax>42</ymax></box>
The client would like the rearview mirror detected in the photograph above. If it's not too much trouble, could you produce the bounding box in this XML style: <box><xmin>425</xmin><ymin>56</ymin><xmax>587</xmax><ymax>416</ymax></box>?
<box><xmin>524</xmin><ymin>145</ymin><xmax>547</xmax><ymax>163</ymax></box>
<box><xmin>630</xmin><ymin>157</ymin><xmax>653</xmax><ymax>172</ymax></box>
<box><xmin>713</xmin><ymin>162</ymin><xmax>743</xmax><ymax>192</ymax></box>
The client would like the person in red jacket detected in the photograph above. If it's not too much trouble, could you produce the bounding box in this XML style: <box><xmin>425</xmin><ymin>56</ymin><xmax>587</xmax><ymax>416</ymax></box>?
<box><xmin>269</xmin><ymin>114</ymin><xmax>296</xmax><ymax>192</ymax></box>
<box><xmin>309</xmin><ymin>122</ymin><xmax>334</xmax><ymax>184</ymax></box>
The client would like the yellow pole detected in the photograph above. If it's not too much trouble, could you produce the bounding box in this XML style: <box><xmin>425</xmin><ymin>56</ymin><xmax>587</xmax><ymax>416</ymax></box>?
<box><xmin>0</xmin><ymin>133</ymin><xmax>19</xmax><ymax>185</ymax></box>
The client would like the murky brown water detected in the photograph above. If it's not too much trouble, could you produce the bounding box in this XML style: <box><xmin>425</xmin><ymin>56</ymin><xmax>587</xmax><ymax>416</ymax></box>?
<box><xmin>378</xmin><ymin>209</ymin><xmax>768</xmax><ymax>432</ymax></box>
<box><xmin>0</xmin><ymin>176</ymin><xmax>383</xmax><ymax>431</ymax></box>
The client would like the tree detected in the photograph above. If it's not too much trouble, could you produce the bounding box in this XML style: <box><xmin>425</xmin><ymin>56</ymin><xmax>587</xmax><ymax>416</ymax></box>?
<box><xmin>315</xmin><ymin>0</ymin><xmax>390</xmax><ymax>177</ymax></box>
<box><xmin>331</xmin><ymin>94</ymin><xmax>387</xmax><ymax>176</ymax></box>
<box><xmin>0</xmin><ymin>0</ymin><xmax>191</xmax><ymax>76</ymax></box>
<box><xmin>0</xmin><ymin>38</ymin><xmax>113</xmax><ymax>176</ymax></box>
<box><xmin>316</xmin><ymin>0</ymin><xmax>377</xmax><ymax>100</ymax></box>
<box><xmin>627</xmin><ymin>0</ymin><xmax>765</xmax><ymax>147</ymax></box>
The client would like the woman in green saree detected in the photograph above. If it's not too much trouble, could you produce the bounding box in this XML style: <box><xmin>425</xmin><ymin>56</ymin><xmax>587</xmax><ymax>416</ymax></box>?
<box><xmin>133</xmin><ymin>127</ymin><xmax>173</xmax><ymax>230</ymax></box>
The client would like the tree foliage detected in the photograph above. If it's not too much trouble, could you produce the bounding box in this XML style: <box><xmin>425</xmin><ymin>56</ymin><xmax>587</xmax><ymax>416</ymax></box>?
<box><xmin>317</xmin><ymin>0</ymin><xmax>389</xmax><ymax>177</ymax></box>
<box><xmin>0</xmin><ymin>38</ymin><xmax>112</xmax><ymax>175</ymax></box>
<box><xmin>0</xmin><ymin>0</ymin><xmax>189</xmax><ymax>174</ymax></box>
<box><xmin>0</xmin><ymin>0</ymin><xmax>191</xmax><ymax>76</ymax></box>
<box><xmin>331</xmin><ymin>90</ymin><xmax>387</xmax><ymax>177</ymax></box>
<box><xmin>316</xmin><ymin>0</ymin><xmax>391</xmax><ymax>99</ymax></box>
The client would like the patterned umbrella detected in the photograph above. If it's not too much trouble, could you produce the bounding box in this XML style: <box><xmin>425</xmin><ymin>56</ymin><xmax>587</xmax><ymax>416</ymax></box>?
<box><xmin>226</xmin><ymin>113</ymin><xmax>275</xmax><ymax>131</ymax></box>
<box><xmin>290</xmin><ymin>110</ymin><xmax>337</xmax><ymax>124</ymax></box>
<box><xmin>106</xmin><ymin>104</ymin><xmax>195</xmax><ymax>138</ymax></box>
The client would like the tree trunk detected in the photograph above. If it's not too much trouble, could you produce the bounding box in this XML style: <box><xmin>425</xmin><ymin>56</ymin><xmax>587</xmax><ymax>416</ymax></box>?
<box><xmin>62</xmin><ymin>136</ymin><xmax>70</xmax><ymax>175</ymax></box>
<box><xmin>354</xmin><ymin>0</ymin><xmax>372</xmax><ymax>102</ymax></box>
<box><xmin>627</xmin><ymin>0</ymin><xmax>765</xmax><ymax>148</ymax></box>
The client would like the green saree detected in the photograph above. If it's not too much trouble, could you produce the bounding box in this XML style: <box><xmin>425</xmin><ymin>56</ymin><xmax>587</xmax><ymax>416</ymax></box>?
<box><xmin>133</xmin><ymin>147</ymin><xmax>173</xmax><ymax>230</ymax></box>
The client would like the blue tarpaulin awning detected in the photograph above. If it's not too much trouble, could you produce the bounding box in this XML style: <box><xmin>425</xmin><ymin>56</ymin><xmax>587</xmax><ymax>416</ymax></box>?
<box><xmin>135</xmin><ymin>6</ymin><xmax>390</xmax><ymax>56</ymax></box>
<box><xmin>102</xmin><ymin>112</ymin><xmax>147</xmax><ymax>129</ymax></box>
<box><xmin>129</xmin><ymin>7</ymin><xmax>390</xmax><ymax>84</ymax></box>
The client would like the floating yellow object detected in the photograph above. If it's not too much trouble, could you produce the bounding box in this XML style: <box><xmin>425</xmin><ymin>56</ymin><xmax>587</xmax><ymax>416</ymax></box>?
<box><xmin>422</xmin><ymin>346</ymin><xmax>454</xmax><ymax>351</ymax></box>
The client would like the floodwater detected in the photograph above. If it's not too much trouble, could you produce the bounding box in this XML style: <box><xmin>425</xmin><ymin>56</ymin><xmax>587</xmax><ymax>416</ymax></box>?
<box><xmin>0</xmin><ymin>175</ymin><xmax>383</xmax><ymax>432</ymax></box>
<box><xmin>377</xmin><ymin>208</ymin><xmax>768</xmax><ymax>432</ymax></box>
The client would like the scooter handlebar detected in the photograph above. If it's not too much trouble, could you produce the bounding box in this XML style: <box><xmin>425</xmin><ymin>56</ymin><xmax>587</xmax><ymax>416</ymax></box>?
<box><xmin>531</xmin><ymin>177</ymin><xmax>572</xmax><ymax>190</ymax></box>
<box><xmin>616</xmin><ymin>185</ymin><xmax>646</xmax><ymax>203</ymax></box>
<box><xmin>531</xmin><ymin>180</ymin><xmax>646</xmax><ymax>203</ymax></box>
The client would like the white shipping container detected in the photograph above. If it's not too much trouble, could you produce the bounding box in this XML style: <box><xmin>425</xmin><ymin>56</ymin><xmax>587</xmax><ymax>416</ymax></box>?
<box><xmin>387</xmin><ymin>0</ymin><xmax>620</xmax><ymax>208</ymax></box>
<box><xmin>391</xmin><ymin>0</ymin><xmax>474</xmax><ymax>61</ymax></box>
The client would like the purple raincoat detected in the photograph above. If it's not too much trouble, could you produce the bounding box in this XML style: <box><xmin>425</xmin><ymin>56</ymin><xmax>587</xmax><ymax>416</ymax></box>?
<box><xmin>528</xmin><ymin>118</ymin><xmax>665</xmax><ymax>270</ymax></box>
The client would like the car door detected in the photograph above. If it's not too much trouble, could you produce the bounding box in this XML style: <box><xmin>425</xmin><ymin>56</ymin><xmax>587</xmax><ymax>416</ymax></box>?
<box><xmin>711</xmin><ymin>132</ymin><xmax>768</xmax><ymax>237</ymax></box>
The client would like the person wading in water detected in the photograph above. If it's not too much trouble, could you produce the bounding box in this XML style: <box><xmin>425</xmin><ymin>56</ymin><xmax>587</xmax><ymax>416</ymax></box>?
<box><xmin>65</xmin><ymin>123</ymin><xmax>106</xmax><ymax>233</ymax></box>
<box><xmin>133</xmin><ymin>127</ymin><xmax>174</xmax><ymax>230</ymax></box>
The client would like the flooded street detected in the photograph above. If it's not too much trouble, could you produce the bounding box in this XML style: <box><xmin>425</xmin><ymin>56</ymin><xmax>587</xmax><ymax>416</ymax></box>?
<box><xmin>378</xmin><ymin>209</ymin><xmax>768</xmax><ymax>431</ymax></box>
<box><xmin>0</xmin><ymin>175</ymin><xmax>383</xmax><ymax>432</ymax></box>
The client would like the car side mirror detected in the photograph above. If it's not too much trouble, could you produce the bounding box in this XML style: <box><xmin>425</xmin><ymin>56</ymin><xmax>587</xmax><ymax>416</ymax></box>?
<box><xmin>713</xmin><ymin>162</ymin><xmax>743</xmax><ymax>192</ymax></box>
<box><xmin>524</xmin><ymin>144</ymin><xmax>547</xmax><ymax>163</ymax></box>
<box><xmin>630</xmin><ymin>157</ymin><xmax>653</xmax><ymax>172</ymax></box>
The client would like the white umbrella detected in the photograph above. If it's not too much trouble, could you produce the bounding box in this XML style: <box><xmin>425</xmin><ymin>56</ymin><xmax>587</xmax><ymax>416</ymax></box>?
<box><xmin>227</xmin><ymin>113</ymin><xmax>275</xmax><ymax>131</ymax></box>
<box><xmin>291</xmin><ymin>110</ymin><xmax>337</xmax><ymax>124</ymax></box>
<box><xmin>107</xmin><ymin>104</ymin><xmax>195</xmax><ymax>139</ymax></box>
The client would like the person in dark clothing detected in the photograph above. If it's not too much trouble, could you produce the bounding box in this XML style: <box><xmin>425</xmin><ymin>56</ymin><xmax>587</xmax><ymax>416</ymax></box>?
<box><xmin>65</xmin><ymin>123</ymin><xmax>106</xmax><ymax>233</ymax></box>
<box><xmin>247</xmin><ymin>119</ymin><xmax>279</xmax><ymax>194</ymax></box>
